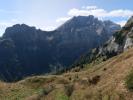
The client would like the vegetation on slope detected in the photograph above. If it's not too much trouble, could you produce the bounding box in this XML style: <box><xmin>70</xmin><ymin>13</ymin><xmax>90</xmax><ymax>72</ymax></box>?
<box><xmin>2</xmin><ymin>17</ymin><xmax>133</xmax><ymax>99</ymax></box>
<box><xmin>1</xmin><ymin>48</ymin><xmax>133</xmax><ymax>100</ymax></box>
<box><xmin>125</xmin><ymin>70</ymin><xmax>133</xmax><ymax>91</ymax></box>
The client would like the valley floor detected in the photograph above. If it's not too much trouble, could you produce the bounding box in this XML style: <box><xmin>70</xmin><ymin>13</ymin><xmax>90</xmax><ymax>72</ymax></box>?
<box><xmin>1</xmin><ymin>48</ymin><xmax>133</xmax><ymax>100</ymax></box>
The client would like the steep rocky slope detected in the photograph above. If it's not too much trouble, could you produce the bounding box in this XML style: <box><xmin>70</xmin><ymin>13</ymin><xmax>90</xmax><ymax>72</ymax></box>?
<box><xmin>0</xmin><ymin>15</ymin><xmax>120</xmax><ymax>81</ymax></box>
<box><xmin>74</xmin><ymin>16</ymin><xmax>133</xmax><ymax>67</ymax></box>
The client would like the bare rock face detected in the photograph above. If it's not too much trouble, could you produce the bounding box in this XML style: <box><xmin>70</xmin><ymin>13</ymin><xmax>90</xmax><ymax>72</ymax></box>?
<box><xmin>102</xmin><ymin>16</ymin><xmax>133</xmax><ymax>53</ymax></box>
<box><xmin>124</xmin><ymin>37</ymin><xmax>133</xmax><ymax>50</ymax></box>
<box><xmin>74</xmin><ymin>16</ymin><xmax>133</xmax><ymax>67</ymax></box>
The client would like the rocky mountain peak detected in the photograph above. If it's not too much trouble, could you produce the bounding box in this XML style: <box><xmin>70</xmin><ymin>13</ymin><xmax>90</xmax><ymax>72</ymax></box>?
<box><xmin>57</xmin><ymin>15</ymin><xmax>100</xmax><ymax>31</ymax></box>
<box><xmin>4</xmin><ymin>24</ymin><xmax>36</xmax><ymax>33</ymax></box>
<box><xmin>74</xmin><ymin>16</ymin><xmax>133</xmax><ymax>67</ymax></box>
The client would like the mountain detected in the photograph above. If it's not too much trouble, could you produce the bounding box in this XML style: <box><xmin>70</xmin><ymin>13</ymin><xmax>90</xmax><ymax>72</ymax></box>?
<box><xmin>55</xmin><ymin>16</ymin><xmax>120</xmax><ymax>66</ymax></box>
<box><xmin>74</xmin><ymin>16</ymin><xmax>133</xmax><ymax>68</ymax></box>
<box><xmin>0</xmin><ymin>15</ymin><xmax>120</xmax><ymax>81</ymax></box>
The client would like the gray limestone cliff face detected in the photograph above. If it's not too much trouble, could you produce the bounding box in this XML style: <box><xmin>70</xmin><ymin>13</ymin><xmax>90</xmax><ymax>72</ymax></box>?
<box><xmin>74</xmin><ymin>16</ymin><xmax>133</xmax><ymax>67</ymax></box>
<box><xmin>124</xmin><ymin>27</ymin><xmax>133</xmax><ymax>50</ymax></box>
<box><xmin>100</xmin><ymin>16</ymin><xmax>133</xmax><ymax>54</ymax></box>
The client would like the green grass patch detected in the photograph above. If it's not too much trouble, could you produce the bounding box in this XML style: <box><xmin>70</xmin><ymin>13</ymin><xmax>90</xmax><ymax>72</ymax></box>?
<box><xmin>125</xmin><ymin>70</ymin><xmax>133</xmax><ymax>91</ymax></box>
<box><xmin>56</xmin><ymin>92</ymin><xmax>69</xmax><ymax>100</ymax></box>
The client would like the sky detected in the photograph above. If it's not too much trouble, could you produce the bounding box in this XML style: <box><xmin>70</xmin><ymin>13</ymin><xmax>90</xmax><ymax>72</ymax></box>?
<box><xmin>0</xmin><ymin>0</ymin><xmax>133</xmax><ymax>36</ymax></box>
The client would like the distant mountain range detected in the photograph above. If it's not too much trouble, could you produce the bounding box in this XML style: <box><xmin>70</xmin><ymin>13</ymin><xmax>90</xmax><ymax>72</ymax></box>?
<box><xmin>0</xmin><ymin>15</ymin><xmax>120</xmax><ymax>81</ymax></box>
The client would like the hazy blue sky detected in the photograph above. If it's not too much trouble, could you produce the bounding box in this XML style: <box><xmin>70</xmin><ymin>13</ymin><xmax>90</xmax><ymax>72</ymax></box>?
<box><xmin>0</xmin><ymin>0</ymin><xmax>133</xmax><ymax>35</ymax></box>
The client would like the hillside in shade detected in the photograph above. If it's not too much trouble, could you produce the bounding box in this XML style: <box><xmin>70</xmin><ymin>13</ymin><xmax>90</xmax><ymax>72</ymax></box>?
<box><xmin>0</xmin><ymin>15</ymin><xmax>120</xmax><ymax>82</ymax></box>
<box><xmin>0</xmin><ymin>40</ymin><xmax>133</xmax><ymax>100</ymax></box>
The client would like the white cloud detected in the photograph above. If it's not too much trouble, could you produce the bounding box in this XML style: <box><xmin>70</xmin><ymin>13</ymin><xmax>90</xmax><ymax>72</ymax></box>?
<box><xmin>56</xmin><ymin>17</ymin><xmax>72</xmax><ymax>23</ymax></box>
<box><xmin>108</xmin><ymin>10</ymin><xmax>133</xmax><ymax>17</ymax></box>
<box><xmin>117</xmin><ymin>20</ymin><xmax>127</xmax><ymax>26</ymax></box>
<box><xmin>67</xmin><ymin>7</ymin><xmax>133</xmax><ymax>18</ymax></box>
<box><xmin>55</xmin><ymin>6</ymin><xmax>133</xmax><ymax>26</ymax></box>
<box><xmin>43</xmin><ymin>26</ymin><xmax>56</xmax><ymax>31</ymax></box>
<box><xmin>11</xmin><ymin>19</ymin><xmax>19</xmax><ymax>22</ymax></box>
<box><xmin>82</xmin><ymin>6</ymin><xmax>97</xmax><ymax>10</ymax></box>
<box><xmin>85</xmin><ymin>6</ymin><xmax>97</xmax><ymax>10</ymax></box>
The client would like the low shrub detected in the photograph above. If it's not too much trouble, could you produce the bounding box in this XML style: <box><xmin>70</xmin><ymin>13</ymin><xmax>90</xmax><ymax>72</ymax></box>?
<box><xmin>125</xmin><ymin>70</ymin><xmax>133</xmax><ymax>91</ymax></box>
<box><xmin>89</xmin><ymin>75</ymin><xmax>100</xmax><ymax>85</ymax></box>
<box><xmin>64</xmin><ymin>84</ymin><xmax>74</xmax><ymax>97</ymax></box>
<box><xmin>38</xmin><ymin>85</ymin><xmax>54</xmax><ymax>96</ymax></box>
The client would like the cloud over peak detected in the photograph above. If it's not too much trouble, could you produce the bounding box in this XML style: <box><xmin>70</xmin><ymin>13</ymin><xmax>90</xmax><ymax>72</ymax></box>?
<box><xmin>56</xmin><ymin>6</ymin><xmax>133</xmax><ymax>23</ymax></box>
<box><xmin>56</xmin><ymin>17</ymin><xmax>72</xmax><ymax>23</ymax></box>
<box><xmin>68</xmin><ymin>6</ymin><xmax>133</xmax><ymax>18</ymax></box>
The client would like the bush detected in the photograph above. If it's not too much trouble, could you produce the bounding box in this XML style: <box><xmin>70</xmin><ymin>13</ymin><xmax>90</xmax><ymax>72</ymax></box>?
<box><xmin>89</xmin><ymin>75</ymin><xmax>100</xmax><ymax>85</ymax></box>
<box><xmin>125</xmin><ymin>70</ymin><xmax>133</xmax><ymax>91</ymax></box>
<box><xmin>38</xmin><ymin>85</ymin><xmax>54</xmax><ymax>96</ymax></box>
<box><xmin>113</xmin><ymin>31</ymin><xmax>125</xmax><ymax>45</ymax></box>
<box><xmin>64</xmin><ymin>84</ymin><xmax>74</xmax><ymax>97</ymax></box>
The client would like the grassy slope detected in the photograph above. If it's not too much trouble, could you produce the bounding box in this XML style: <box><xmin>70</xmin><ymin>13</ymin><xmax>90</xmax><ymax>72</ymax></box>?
<box><xmin>1</xmin><ymin>48</ymin><xmax>133</xmax><ymax>100</ymax></box>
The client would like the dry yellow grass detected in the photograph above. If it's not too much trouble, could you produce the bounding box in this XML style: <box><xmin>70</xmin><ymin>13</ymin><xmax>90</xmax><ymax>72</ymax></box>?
<box><xmin>1</xmin><ymin>48</ymin><xmax>133</xmax><ymax>100</ymax></box>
